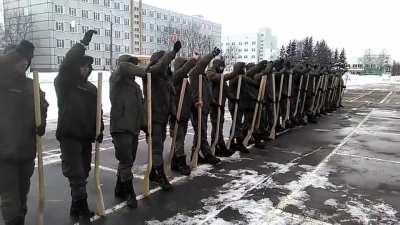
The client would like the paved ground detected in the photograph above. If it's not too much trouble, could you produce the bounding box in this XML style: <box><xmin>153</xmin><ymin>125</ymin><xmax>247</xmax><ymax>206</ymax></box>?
<box><xmin>1</xmin><ymin>81</ymin><xmax>400</xmax><ymax>225</ymax></box>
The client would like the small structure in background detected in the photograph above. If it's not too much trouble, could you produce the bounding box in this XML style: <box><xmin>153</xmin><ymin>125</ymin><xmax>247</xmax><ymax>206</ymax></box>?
<box><xmin>348</xmin><ymin>49</ymin><xmax>392</xmax><ymax>75</ymax></box>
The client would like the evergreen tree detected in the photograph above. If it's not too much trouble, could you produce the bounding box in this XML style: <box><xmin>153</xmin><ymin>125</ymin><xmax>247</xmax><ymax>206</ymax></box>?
<box><xmin>279</xmin><ymin>45</ymin><xmax>286</xmax><ymax>59</ymax></box>
<box><xmin>339</xmin><ymin>48</ymin><xmax>347</xmax><ymax>69</ymax></box>
<box><xmin>333</xmin><ymin>49</ymin><xmax>339</xmax><ymax>65</ymax></box>
<box><xmin>302</xmin><ymin>37</ymin><xmax>314</xmax><ymax>63</ymax></box>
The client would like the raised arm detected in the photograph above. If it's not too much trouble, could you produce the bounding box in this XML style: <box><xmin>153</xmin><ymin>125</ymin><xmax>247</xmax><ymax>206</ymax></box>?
<box><xmin>173</xmin><ymin>58</ymin><xmax>196</xmax><ymax>84</ymax></box>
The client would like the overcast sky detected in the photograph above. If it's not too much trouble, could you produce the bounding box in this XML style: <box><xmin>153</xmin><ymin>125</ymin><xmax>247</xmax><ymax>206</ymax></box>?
<box><xmin>144</xmin><ymin>0</ymin><xmax>400</xmax><ymax>61</ymax></box>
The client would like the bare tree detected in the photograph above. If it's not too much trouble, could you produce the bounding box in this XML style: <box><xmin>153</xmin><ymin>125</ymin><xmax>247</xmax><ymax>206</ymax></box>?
<box><xmin>4</xmin><ymin>10</ymin><xmax>32</xmax><ymax>45</ymax></box>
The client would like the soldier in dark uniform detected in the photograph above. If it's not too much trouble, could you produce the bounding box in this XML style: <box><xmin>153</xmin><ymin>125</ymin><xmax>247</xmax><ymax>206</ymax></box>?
<box><xmin>54</xmin><ymin>30</ymin><xmax>104</xmax><ymax>221</ymax></box>
<box><xmin>190</xmin><ymin>48</ymin><xmax>223</xmax><ymax>165</ymax></box>
<box><xmin>171</xmin><ymin>56</ymin><xmax>197</xmax><ymax>175</ymax></box>
<box><xmin>208</xmin><ymin>60</ymin><xmax>245</xmax><ymax>157</ymax></box>
<box><xmin>145</xmin><ymin>41</ymin><xmax>182</xmax><ymax>190</ymax></box>
<box><xmin>110</xmin><ymin>55</ymin><xmax>147</xmax><ymax>208</ymax></box>
<box><xmin>0</xmin><ymin>41</ymin><xmax>48</xmax><ymax>225</ymax></box>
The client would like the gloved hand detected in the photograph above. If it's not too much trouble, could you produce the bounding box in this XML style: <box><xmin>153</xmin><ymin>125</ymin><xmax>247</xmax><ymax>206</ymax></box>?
<box><xmin>36</xmin><ymin>125</ymin><xmax>46</xmax><ymax>137</ymax></box>
<box><xmin>212</xmin><ymin>47</ymin><xmax>221</xmax><ymax>57</ymax></box>
<box><xmin>96</xmin><ymin>133</ymin><xmax>103</xmax><ymax>143</ymax></box>
<box><xmin>173</xmin><ymin>40</ymin><xmax>182</xmax><ymax>53</ymax></box>
<box><xmin>81</xmin><ymin>30</ymin><xmax>98</xmax><ymax>46</ymax></box>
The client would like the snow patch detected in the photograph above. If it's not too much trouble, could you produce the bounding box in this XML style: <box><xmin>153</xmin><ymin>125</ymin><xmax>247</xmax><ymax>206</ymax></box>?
<box><xmin>260</xmin><ymin>162</ymin><xmax>296</xmax><ymax>174</ymax></box>
<box><xmin>324</xmin><ymin>199</ymin><xmax>339</xmax><ymax>207</ymax></box>
<box><xmin>345</xmin><ymin>200</ymin><xmax>399</xmax><ymax>224</ymax></box>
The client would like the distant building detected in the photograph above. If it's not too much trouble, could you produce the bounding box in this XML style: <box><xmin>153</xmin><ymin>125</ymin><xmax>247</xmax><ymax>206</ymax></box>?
<box><xmin>348</xmin><ymin>50</ymin><xmax>392</xmax><ymax>75</ymax></box>
<box><xmin>3</xmin><ymin>0</ymin><xmax>221</xmax><ymax>72</ymax></box>
<box><xmin>221</xmin><ymin>27</ymin><xmax>278</xmax><ymax>66</ymax></box>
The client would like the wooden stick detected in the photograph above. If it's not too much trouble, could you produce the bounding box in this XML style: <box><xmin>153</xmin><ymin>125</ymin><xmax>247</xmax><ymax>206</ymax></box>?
<box><xmin>283</xmin><ymin>72</ymin><xmax>293</xmax><ymax>128</ymax></box>
<box><xmin>210</xmin><ymin>73</ymin><xmax>224</xmax><ymax>155</ymax></box>
<box><xmin>191</xmin><ymin>75</ymin><xmax>203</xmax><ymax>169</ymax></box>
<box><xmin>255</xmin><ymin>75</ymin><xmax>267</xmax><ymax>130</ymax></box>
<box><xmin>226</xmin><ymin>75</ymin><xmax>243</xmax><ymax>150</ymax></box>
<box><xmin>269</xmin><ymin>73</ymin><xmax>277</xmax><ymax>140</ymax></box>
<box><xmin>300</xmin><ymin>74</ymin><xmax>310</xmax><ymax>116</ymax></box>
<box><xmin>33</xmin><ymin>72</ymin><xmax>45</xmax><ymax>225</ymax></box>
<box><xmin>166</xmin><ymin>78</ymin><xmax>188</xmax><ymax>178</ymax></box>
<box><xmin>293</xmin><ymin>74</ymin><xmax>304</xmax><ymax>117</ymax></box>
<box><xmin>94</xmin><ymin>72</ymin><xmax>105</xmax><ymax>216</ymax></box>
<box><xmin>243</xmin><ymin>76</ymin><xmax>266</xmax><ymax>146</ymax></box>
<box><xmin>143</xmin><ymin>72</ymin><xmax>152</xmax><ymax>196</ymax></box>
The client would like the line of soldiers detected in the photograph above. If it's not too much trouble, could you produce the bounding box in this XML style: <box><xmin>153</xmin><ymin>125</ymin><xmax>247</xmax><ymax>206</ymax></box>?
<box><xmin>0</xmin><ymin>30</ymin><xmax>346</xmax><ymax>225</ymax></box>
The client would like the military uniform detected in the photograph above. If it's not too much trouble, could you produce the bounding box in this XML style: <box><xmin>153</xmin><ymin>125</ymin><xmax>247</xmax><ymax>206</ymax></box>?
<box><xmin>0</xmin><ymin>41</ymin><xmax>48</xmax><ymax>225</ymax></box>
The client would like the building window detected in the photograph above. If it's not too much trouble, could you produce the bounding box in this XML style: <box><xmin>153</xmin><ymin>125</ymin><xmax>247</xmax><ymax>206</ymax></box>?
<box><xmin>244</xmin><ymin>42</ymin><xmax>248</xmax><ymax>45</ymax></box>
<box><xmin>252</xmin><ymin>41</ymin><xmax>256</xmax><ymax>45</ymax></box>
<box><xmin>142</xmin><ymin>9</ymin><xmax>146</xmax><ymax>15</ymax></box>
<box><xmin>134</xmin><ymin>41</ymin><xmax>139</xmax><ymax>46</ymax></box>
<box><xmin>134</xmin><ymin>27</ymin><xmax>139</xmax><ymax>32</ymax></box>
<box><xmin>231</xmin><ymin>42</ymin><xmax>235</xmax><ymax>45</ymax></box>
<box><xmin>163</xmin><ymin>14</ymin><xmax>167</xmax><ymax>20</ymax></box>
<box><xmin>177</xmin><ymin>17</ymin><xmax>180</xmax><ymax>23</ymax></box>
<box><xmin>70</xmin><ymin>40</ymin><xmax>77</xmax><ymax>47</ymax></box>
<box><xmin>105</xmin><ymin>29</ymin><xmax>111</xmax><ymax>37</ymax></box>
<box><xmin>125</xmin><ymin>46</ymin><xmax>129</xmax><ymax>53</ymax></box>
<box><xmin>170</xmin><ymin>15</ymin><xmax>174</xmax><ymax>22</ymax></box>
<box><xmin>94</xmin><ymin>43</ymin><xmax>101</xmax><ymax>51</ymax></box>
<box><xmin>114</xmin><ymin>16</ymin><xmax>121</xmax><ymax>24</ymax></box>
<box><xmin>82</xmin><ymin>10</ymin><xmax>88</xmax><ymax>18</ymax></box>
<box><xmin>157</xmin><ymin>37</ymin><xmax>162</xmax><ymax>44</ymax></box>
<box><xmin>124</xmin><ymin>18</ymin><xmax>129</xmax><ymax>25</ymax></box>
<box><xmin>94</xmin><ymin>58</ymin><xmax>101</xmax><ymax>66</ymax></box>
<box><xmin>55</xmin><ymin>5</ymin><xmax>63</xmax><ymax>14</ymax></box>
<box><xmin>82</xmin><ymin>26</ymin><xmax>89</xmax><ymax>33</ymax></box>
<box><xmin>93</xmin><ymin>0</ymin><xmax>99</xmax><ymax>4</ymax></box>
<box><xmin>55</xmin><ymin>22</ymin><xmax>64</xmax><ymax>31</ymax></box>
<box><xmin>106</xmin><ymin>58</ymin><xmax>111</xmax><ymax>65</ymax></box>
<box><xmin>149</xmin><ymin>24</ymin><xmax>154</xmax><ymax>31</ymax></box>
<box><xmin>105</xmin><ymin>14</ymin><xmax>111</xmax><ymax>22</ymax></box>
<box><xmin>238</xmin><ymin>55</ymin><xmax>242</xmax><ymax>59</ymax></box>
<box><xmin>142</xmin><ymin>35</ymin><xmax>146</xmax><ymax>42</ymax></box>
<box><xmin>124</xmin><ymin>4</ymin><xmax>129</xmax><ymax>11</ymax></box>
<box><xmin>149</xmin><ymin>36</ymin><xmax>154</xmax><ymax>43</ymax></box>
<box><xmin>157</xmin><ymin>12</ymin><xmax>161</xmax><ymax>19</ymax></box>
<box><xmin>114</xmin><ymin>31</ymin><xmax>121</xmax><ymax>39</ymax></box>
<box><xmin>134</xmin><ymin>48</ymin><xmax>139</xmax><ymax>52</ymax></box>
<box><xmin>239</xmin><ymin>42</ymin><xmax>242</xmax><ymax>45</ymax></box>
<box><xmin>115</xmin><ymin>45</ymin><xmax>121</xmax><ymax>52</ymax></box>
<box><xmin>114</xmin><ymin>2</ymin><xmax>120</xmax><ymax>9</ymax></box>
<box><xmin>56</xmin><ymin>39</ymin><xmax>64</xmax><ymax>48</ymax></box>
<box><xmin>57</xmin><ymin>56</ymin><xmax>64</xmax><ymax>64</ymax></box>
<box><xmin>124</xmin><ymin>32</ymin><xmax>130</xmax><ymax>39</ymax></box>
<box><xmin>149</xmin><ymin>11</ymin><xmax>154</xmax><ymax>17</ymax></box>
<box><xmin>252</xmin><ymin>48</ymin><xmax>256</xmax><ymax>52</ymax></box>
<box><xmin>94</xmin><ymin>12</ymin><xmax>100</xmax><ymax>21</ymax></box>
<box><xmin>82</xmin><ymin>0</ymin><xmax>88</xmax><ymax>3</ymax></box>
<box><xmin>134</xmin><ymin>14</ymin><xmax>139</xmax><ymax>19</ymax></box>
<box><xmin>104</xmin><ymin>0</ymin><xmax>110</xmax><ymax>7</ymax></box>
<box><xmin>244</xmin><ymin>55</ymin><xmax>248</xmax><ymax>59</ymax></box>
<box><xmin>69</xmin><ymin>8</ymin><xmax>76</xmax><ymax>16</ymax></box>
<box><xmin>105</xmin><ymin>44</ymin><xmax>111</xmax><ymax>52</ymax></box>
<box><xmin>251</xmin><ymin>55</ymin><xmax>255</xmax><ymax>59</ymax></box>
<box><xmin>69</xmin><ymin>24</ymin><xmax>76</xmax><ymax>32</ymax></box>
<box><xmin>142</xmin><ymin>23</ymin><xmax>146</xmax><ymax>29</ymax></box>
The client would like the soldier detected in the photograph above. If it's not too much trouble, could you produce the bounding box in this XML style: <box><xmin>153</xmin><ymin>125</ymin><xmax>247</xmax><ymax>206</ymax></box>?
<box><xmin>171</xmin><ymin>56</ymin><xmax>197</xmax><ymax>175</ymax></box>
<box><xmin>305</xmin><ymin>64</ymin><xmax>321</xmax><ymax>123</ymax></box>
<box><xmin>0</xmin><ymin>41</ymin><xmax>48</xmax><ymax>225</ymax></box>
<box><xmin>145</xmin><ymin>41</ymin><xmax>182</xmax><ymax>190</ymax></box>
<box><xmin>110</xmin><ymin>55</ymin><xmax>147</xmax><ymax>208</ymax></box>
<box><xmin>208</xmin><ymin>60</ymin><xmax>245</xmax><ymax>157</ymax></box>
<box><xmin>190</xmin><ymin>47</ymin><xmax>223</xmax><ymax>165</ymax></box>
<box><xmin>54</xmin><ymin>30</ymin><xmax>104</xmax><ymax>221</ymax></box>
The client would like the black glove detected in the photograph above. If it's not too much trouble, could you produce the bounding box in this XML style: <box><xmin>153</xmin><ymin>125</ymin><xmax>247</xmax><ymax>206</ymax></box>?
<box><xmin>96</xmin><ymin>133</ymin><xmax>103</xmax><ymax>143</ymax></box>
<box><xmin>212</xmin><ymin>47</ymin><xmax>221</xmax><ymax>57</ymax></box>
<box><xmin>81</xmin><ymin>30</ymin><xmax>98</xmax><ymax>46</ymax></box>
<box><xmin>173</xmin><ymin>40</ymin><xmax>182</xmax><ymax>53</ymax></box>
<box><xmin>36</xmin><ymin>125</ymin><xmax>46</xmax><ymax>137</ymax></box>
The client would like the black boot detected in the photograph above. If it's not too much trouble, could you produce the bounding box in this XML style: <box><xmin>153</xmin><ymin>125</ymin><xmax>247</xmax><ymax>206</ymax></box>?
<box><xmin>203</xmin><ymin>152</ymin><xmax>221</xmax><ymax>165</ymax></box>
<box><xmin>308</xmin><ymin>114</ymin><xmax>318</xmax><ymax>124</ymax></box>
<box><xmin>172</xmin><ymin>156</ymin><xmax>191</xmax><ymax>176</ymax></box>
<box><xmin>5</xmin><ymin>216</ymin><xmax>24</xmax><ymax>225</ymax></box>
<box><xmin>254</xmin><ymin>138</ymin><xmax>266</xmax><ymax>148</ymax></box>
<box><xmin>150</xmin><ymin>166</ymin><xmax>172</xmax><ymax>191</ymax></box>
<box><xmin>125</xmin><ymin>179</ymin><xmax>137</xmax><ymax>209</ymax></box>
<box><xmin>215</xmin><ymin>143</ymin><xmax>235</xmax><ymax>157</ymax></box>
<box><xmin>70</xmin><ymin>199</ymin><xmax>94</xmax><ymax>222</ymax></box>
<box><xmin>115</xmin><ymin>176</ymin><xmax>126</xmax><ymax>199</ymax></box>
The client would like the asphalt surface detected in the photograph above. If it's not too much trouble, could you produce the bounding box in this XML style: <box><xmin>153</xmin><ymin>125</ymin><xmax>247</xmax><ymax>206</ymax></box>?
<box><xmin>1</xmin><ymin>81</ymin><xmax>400</xmax><ymax>225</ymax></box>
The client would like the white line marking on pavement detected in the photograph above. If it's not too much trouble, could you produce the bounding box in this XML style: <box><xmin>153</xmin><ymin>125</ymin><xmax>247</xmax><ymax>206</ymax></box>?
<box><xmin>334</xmin><ymin>152</ymin><xmax>400</xmax><ymax>165</ymax></box>
<box><xmin>90</xmin><ymin>164</ymin><xmax>145</xmax><ymax>179</ymax></box>
<box><xmin>276</xmin><ymin>109</ymin><xmax>373</xmax><ymax>209</ymax></box>
<box><xmin>348</xmin><ymin>91</ymin><xmax>374</xmax><ymax>102</ymax></box>
<box><xmin>379</xmin><ymin>91</ymin><xmax>393</xmax><ymax>104</ymax></box>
